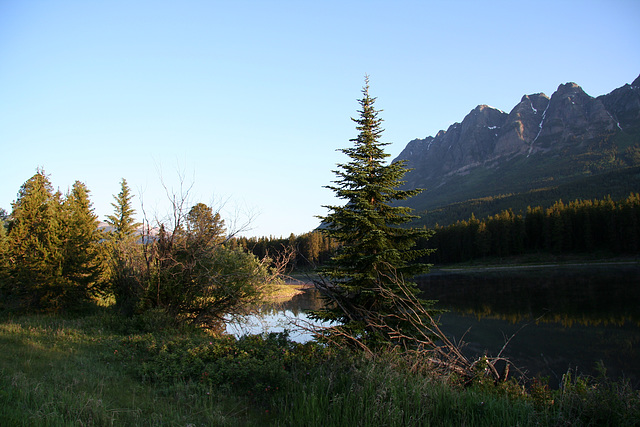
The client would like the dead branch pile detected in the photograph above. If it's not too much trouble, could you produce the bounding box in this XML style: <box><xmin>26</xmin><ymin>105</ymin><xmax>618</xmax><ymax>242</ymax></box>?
<box><xmin>311</xmin><ymin>267</ymin><xmax>521</xmax><ymax>385</ymax></box>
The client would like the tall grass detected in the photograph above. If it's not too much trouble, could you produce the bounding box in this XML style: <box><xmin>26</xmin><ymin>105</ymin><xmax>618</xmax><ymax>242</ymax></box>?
<box><xmin>1</xmin><ymin>311</ymin><xmax>638</xmax><ymax>426</ymax></box>
<box><xmin>274</xmin><ymin>352</ymin><xmax>640</xmax><ymax>426</ymax></box>
<box><xmin>274</xmin><ymin>352</ymin><xmax>537</xmax><ymax>426</ymax></box>
<box><xmin>0</xmin><ymin>312</ymin><xmax>252</xmax><ymax>426</ymax></box>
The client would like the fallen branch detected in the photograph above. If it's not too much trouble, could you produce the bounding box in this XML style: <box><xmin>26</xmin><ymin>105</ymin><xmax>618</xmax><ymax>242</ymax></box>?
<box><xmin>311</xmin><ymin>263</ymin><xmax>526</xmax><ymax>385</ymax></box>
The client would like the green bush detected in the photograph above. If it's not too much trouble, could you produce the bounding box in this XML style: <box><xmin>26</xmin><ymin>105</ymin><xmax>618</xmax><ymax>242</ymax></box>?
<box><xmin>116</xmin><ymin>331</ymin><xmax>327</xmax><ymax>401</ymax></box>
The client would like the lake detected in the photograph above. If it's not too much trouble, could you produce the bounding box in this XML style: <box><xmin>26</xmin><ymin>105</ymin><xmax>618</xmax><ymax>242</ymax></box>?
<box><xmin>419</xmin><ymin>263</ymin><xmax>640</xmax><ymax>387</ymax></box>
<box><xmin>228</xmin><ymin>263</ymin><xmax>640</xmax><ymax>387</ymax></box>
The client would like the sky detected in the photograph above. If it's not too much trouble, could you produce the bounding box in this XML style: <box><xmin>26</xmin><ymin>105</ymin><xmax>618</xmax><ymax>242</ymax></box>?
<box><xmin>1</xmin><ymin>1</ymin><xmax>639</xmax><ymax>238</ymax></box>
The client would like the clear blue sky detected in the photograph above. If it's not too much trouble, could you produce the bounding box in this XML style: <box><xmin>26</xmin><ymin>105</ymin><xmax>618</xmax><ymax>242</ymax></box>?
<box><xmin>1</xmin><ymin>1</ymin><xmax>639</xmax><ymax>237</ymax></box>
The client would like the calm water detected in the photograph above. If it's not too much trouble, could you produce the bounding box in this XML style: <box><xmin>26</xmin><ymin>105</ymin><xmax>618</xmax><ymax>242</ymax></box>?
<box><xmin>230</xmin><ymin>264</ymin><xmax>640</xmax><ymax>387</ymax></box>
<box><xmin>419</xmin><ymin>264</ymin><xmax>640</xmax><ymax>387</ymax></box>
<box><xmin>225</xmin><ymin>286</ymin><xmax>327</xmax><ymax>343</ymax></box>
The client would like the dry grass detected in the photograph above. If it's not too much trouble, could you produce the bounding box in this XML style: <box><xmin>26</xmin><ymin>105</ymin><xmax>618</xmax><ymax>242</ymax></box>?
<box><xmin>263</xmin><ymin>283</ymin><xmax>308</xmax><ymax>304</ymax></box>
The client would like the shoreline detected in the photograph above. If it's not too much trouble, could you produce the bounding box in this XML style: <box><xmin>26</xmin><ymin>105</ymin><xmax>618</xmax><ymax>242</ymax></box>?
<box><xmin>429</xmin><ymin>259</ymin><xmax>639</xmax><ymax>275</ymax></box>
<box><xmin>285</xmin><ymin>256</ymin><xmax>639</xmax><ymax>278</ymax></box>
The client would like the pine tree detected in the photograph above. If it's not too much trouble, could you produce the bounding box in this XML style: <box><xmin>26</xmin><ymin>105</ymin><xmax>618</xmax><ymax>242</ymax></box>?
<box><xmin>105</xmin><ymin>178</ymin><xmax>142</xmax><ymax>314</ymax></box>
<box><xmin>106</xmin><ymin>178</ymin><xmax>139</xmax><ymax>242</ymax></box>
<box><xmin>186</xmin><ymin>203</ymin><xmax>226</xmax><ymax>250</ymax></box>
<box><xmin>313</xmin><ymin>76</ymin><xmax>435</xmax><ymax>346</ymax></box>
<box><xmin>5</xmin><ymin>169</ymin><xmax>64</xmax><ymax>311</ymax></box>
<box><xmin>0</xmin><ymin>213</ymin><xmax>9</xmax><ymax>286</ymax></box>
<box><xmin>59</xmin><ymin>181</ymin><xmax>103</xmax><ymax>306</ymax></box>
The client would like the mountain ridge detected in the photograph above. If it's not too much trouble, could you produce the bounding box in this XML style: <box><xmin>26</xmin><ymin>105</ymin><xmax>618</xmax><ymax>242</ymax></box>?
<box><xmin>394</xmin><ymin>74</ymin><xmax>640</xmax><ymax>221</ymax></box>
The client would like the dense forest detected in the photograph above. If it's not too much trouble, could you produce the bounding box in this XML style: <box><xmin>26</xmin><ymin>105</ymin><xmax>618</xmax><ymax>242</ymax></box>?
<box><xmin>422</xmin><ymin>193</ymin><xmax>640</xmax><ymax>264</ymax></box>
<box><xmin>408</xmin><ymin>166</ymin><xmax>640</xmax><ymax>229</ymax></box>
<box><xmin>238</xmin><ymin>193</ymin><xmax>640</xmax><ymax>269</ymax></box>
<box><xmin>231</xmin><ymin>232</ymin><xmax>338</xmax><ymax>271</ymax></box>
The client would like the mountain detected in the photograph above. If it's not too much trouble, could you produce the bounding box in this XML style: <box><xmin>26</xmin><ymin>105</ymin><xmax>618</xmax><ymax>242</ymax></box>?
<box><xmin>395</xmin><ymin>74</ymin><xmax>640</xmax><ymax>225</ymax></box>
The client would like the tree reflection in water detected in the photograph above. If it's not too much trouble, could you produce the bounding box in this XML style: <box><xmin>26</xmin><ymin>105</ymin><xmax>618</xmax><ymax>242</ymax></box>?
<box><xmin>418</xmin><ymin>264</ymin><xmax>640</xmax><ymax>387</ymax></box>
<box><xmin>418</xmin><ymin>264</ymin><xmax>640</xmax><ymax>327</ymax></box>
<box><xmin>228</xmin><ymin>265</ymin><xmax>640</xmax><ymax>388</ymax></box>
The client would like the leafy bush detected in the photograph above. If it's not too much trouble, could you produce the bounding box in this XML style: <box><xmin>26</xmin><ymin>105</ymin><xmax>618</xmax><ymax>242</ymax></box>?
<box><xmin>115</xmin><ymin>331</ymin><xmax>328</xmax><ymax>401</ymax></box>
<box><xmin>148</xmin><ymin>243</ymin><xmax>282</xmax><ymax>330</ymax></box>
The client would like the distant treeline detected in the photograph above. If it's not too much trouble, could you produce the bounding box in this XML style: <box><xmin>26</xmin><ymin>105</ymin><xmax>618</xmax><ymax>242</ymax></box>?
<box><xmin>421</xmin><ymin>193</ymin><xmax>640</xmax><ymax>264</ymax></box>
<box><xmin>241</xmin><ymin>193</ymin><xmax>640</xmax><ymax>270</ymax></box>
<box><xmin>231</xmin><ymin>232</ymin><xmax>339</xmax><ymax>270</ymax></box>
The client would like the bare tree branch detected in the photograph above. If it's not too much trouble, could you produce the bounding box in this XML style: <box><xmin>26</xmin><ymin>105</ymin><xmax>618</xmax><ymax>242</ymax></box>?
<box><xmin>312</xmin><ymin>263</ymin><xmax>525</xmax><ymax>384</ymax></box>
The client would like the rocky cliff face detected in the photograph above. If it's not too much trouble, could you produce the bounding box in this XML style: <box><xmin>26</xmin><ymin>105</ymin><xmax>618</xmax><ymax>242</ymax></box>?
<box><xmin>493</xmin><ymin>92</ymin><xmax>549</xmax><ymax>157</ymax></box>
<box><xmin>598</xmin><ymin>74</ymin><xmax>640</xmax><ymax>134</ymax></box>
<box><xmin>395</xmin><ymin>74</ymin><xmax>640</xmax><ymax>197</ymax></box>
<box><xmin>398</xmin><ymin>105</ymin><xmax>508</xmax><ymax>182</ymax></box>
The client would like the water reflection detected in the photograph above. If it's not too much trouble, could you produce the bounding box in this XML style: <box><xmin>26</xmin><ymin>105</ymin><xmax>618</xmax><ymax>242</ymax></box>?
<box><xmin>226</xmin><ymin>287</ymin><xmax>328</xmax><ymax>343</ymax></box>
<box><xmin>418</xmin><ymin>264</ymin><xmax>640</xmax><ymax>327</ymax></box>
<box><xmin>228</xmin><ymin>264</ymin><xmax>640</xmax><ymax>387</ymax></box>
<box><xmin>418</xmin><ymin>264</ymin><xmax>640</xmax><ymax>386</ymax></box>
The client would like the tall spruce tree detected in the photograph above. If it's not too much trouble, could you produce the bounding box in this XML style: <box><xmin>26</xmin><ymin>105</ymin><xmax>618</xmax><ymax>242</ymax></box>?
<box><xmin>313</xmin><ymin>77</ymin><xmax>435</xmax><ymax>346</ymax></box>
<box><xmin>59</xmin><ymin>181</ymin><xmax>103</xmax><ymax>305</ymax></box>
<box><xmin>5</xmin><ymin>169</ymin><xmax>64</xmax><ymax>310</ymax></box>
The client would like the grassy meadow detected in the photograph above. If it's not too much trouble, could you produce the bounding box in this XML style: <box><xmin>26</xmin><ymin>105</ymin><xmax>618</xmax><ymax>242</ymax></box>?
<box><xmin>1</xmin><ymin>308</ymin><xmax>639</xmax><ymax>426</ymax></box>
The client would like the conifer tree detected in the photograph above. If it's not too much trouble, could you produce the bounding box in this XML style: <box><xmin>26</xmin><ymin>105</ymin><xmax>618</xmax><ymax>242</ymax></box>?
<box><xmin>186</xmin><ymin>202</ymin><xmax>226</xmax><ymax>250</ymax></box>
<box><xmin>59</xmin><ymin>181</ymin><xmax>103</xmax><ymax>305</ymax></box>
<box><xmin>105</xmin><ymin>178</ymin><xmax>141</xmax><ymax>314</ymax></box>
<box><xmin>313</xmin><ymin>77</ymin><xmax>435</xmax><ymax>346</ymax></box>
<box><xmin>0</xmin><ymin>213</ymin><xmax>8</xmax><ymax>284</ymax></box>
<box><xmin>5</xmin><ymin>169</ymin><xmax>63</xmax><ymax>310</ymax></box>
<box><xmin>106</xmin><ymin>178</ymin><xmax>139</xmax><ymax>241</ymax></box>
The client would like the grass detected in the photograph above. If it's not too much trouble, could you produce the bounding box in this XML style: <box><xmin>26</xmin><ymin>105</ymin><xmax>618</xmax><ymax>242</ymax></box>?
<box><xmin>264</xmin><ymin>283</ymin><xmax>307</xmax><ymax>303</ymax></box>
<box><xmin>274</xmin><ymin>355</ymin><xmax>535</xmax><ymax>426</ymax></box>
<box><xmin>1</xmin><ymin>310</ymin><xmax>639</xmax><ymax>426</ymax></box>
<box><xmin>0</xmin><ymin>313</ymin><xmax>253</xmax><ymax>426</ymax></box>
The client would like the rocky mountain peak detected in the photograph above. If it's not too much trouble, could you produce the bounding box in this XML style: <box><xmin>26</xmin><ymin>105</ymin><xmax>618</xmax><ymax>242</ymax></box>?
<box><xmin>520</xmin><ymin>93</ymin><xmax>548</xmax><ymax>104</ymax></box>
<box><xmin>461</xmin><ymin>104</ymin><xmax>506</xmax><ymax>127</ymax></box>
<box><xmin>395</xmin><ymin>74</ymin><xmax>640</xmax><ymax>195</ymax></box>
<box><xmin>493</xmin><ymin>93</ymin><xmax>550</xmax><ymax>156</ymax></box>
<box><xmin>555</xmin><ymin>82</ymin><xmax>583</xmax><ymax>95</ymax></box>
<box><xmin>598</xmin><ymin>73</ymin><xmax>640</xmax><ymax>133</ymax></box>
<box><xmin>474</xmin><ymin>104</ymin><xmax>501</xmax><ymax>113</ymax></box>
<box><xmin>534</xmin><ymin>81</ymin><xmax>616</xmax><ymax>146</ymax></box>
